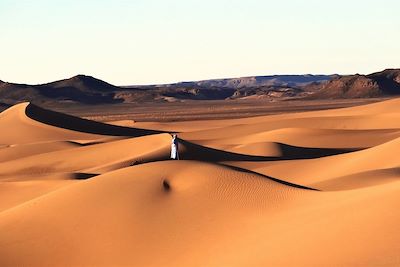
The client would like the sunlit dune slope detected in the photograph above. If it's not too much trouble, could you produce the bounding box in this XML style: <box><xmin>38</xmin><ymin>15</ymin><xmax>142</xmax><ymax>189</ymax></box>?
<box><xmin>0</xmin><ymin>160</ymin><xmax>313</xmax><ymax>266</ymax></box>
<box><xmin>0</xmin><ymin>161</ymin><xmax>399</xmax><ymax>266</ymax></box>
<box><xmin>0</xmin><ymin>141</ymin><xmax>80</xmax><ymax>162</ymax></box>
<box><xmin>241</xmin><ymin>135</ymin><xmax>400</xmax><ymax>190</ymax></box>
<box><xmin>0</xmin><ymin>133</ymin><xmax>171</xmax><ymax>177</ymax></box>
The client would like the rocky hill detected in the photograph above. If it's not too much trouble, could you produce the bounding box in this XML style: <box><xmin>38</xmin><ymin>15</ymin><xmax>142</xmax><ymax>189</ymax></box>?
<box><xmin>0</xmin><ymin>75</ymin><xmax>126</xmax><ymax>105</ymax></box>
<box><xmin>310</xmin><ymin>69</ymin><xmax>400</xmax><ymax>99</ymax></box>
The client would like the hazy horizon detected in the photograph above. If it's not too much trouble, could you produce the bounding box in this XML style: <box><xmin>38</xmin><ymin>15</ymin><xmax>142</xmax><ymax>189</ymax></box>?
<box><xmin>1</xmin><ymin>0</ymin><xmax>399</xmax><ymax>85</ymax></box>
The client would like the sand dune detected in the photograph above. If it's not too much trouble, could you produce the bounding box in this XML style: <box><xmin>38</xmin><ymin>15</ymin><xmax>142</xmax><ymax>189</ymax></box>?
<box><xmin>0</xmin><ymin>103</ymin><xmax>107</xmax><ymax>145</ymax></box>
<box><xmin>236</xmin><ymin>135</ymin><xmax>400</xmax><ymax>191</ymax></box>
<box><xmin>0</xmin><ymin>141</ymin><xmax>80</xmax><ymax>162</ymax></box>
<box><xmin>0</xmin><ymin>102</ymin><xmax>161</xmax><ymax>145</ymax></box>
<box><xmin>0</xmin><ymin>161</ymin><xmax>314</xmax><ymax>266</ymax></box>
<box><xmin>1</xmin><ymin>99</ymin><xmax>400</xmax><ymax>266</ymax></box>
<box><xmin>0</xmin><ymin>133</ymin><xmax>171</xmax><ymax>177</ymax></box>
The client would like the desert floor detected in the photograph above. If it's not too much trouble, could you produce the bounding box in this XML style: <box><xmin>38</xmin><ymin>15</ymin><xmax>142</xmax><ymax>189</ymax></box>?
<box><xmin>51</xmin><ymin>98</ymin><xmax>386</xmax><ymax>122</ymax></box>
<box><xmin>0</xmin><ymin>98</ymin><xmax>399</xmax><ymax>266</ymax></box>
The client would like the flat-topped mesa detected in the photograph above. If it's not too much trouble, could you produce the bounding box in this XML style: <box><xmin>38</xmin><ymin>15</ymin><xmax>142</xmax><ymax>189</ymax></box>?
<box><xmin>194</xmin><ymin>74</ymin><xmax>333</xmax><ymax>88</ymax></box>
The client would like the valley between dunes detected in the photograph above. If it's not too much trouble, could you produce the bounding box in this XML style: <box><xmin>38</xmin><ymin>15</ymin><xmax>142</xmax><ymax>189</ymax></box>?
<box><xmin>0</xmin><ymin>99</ymin><xmax>400</xmax><ymax>266</ymax></box>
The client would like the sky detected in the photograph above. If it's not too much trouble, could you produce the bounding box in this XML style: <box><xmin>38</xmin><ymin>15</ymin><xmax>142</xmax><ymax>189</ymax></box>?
<box><xmin>0</xmin><ymin>0</ymin><xmax>399</xmax><ymax>85</ymax></box>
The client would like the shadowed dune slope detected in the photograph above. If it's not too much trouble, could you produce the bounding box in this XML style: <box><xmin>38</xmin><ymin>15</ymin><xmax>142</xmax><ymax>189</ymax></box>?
<box><xmin>0</xmin><ymin>102</ymin><xmax>163</xmax><ymax>145</ymax></box>
<box><xmin>178</xmin><ymin>138</ymin><xmax>356</xmax><ymax>161</ymax></box>
<box><xmin>25</xmin><ymin>103</ymin><xmax>162</xmax><ymax>136</ymax></box>
<box><xmin>0</xmin><ymin>103</ymin><xmax>104</xmax><ymax>144</ymax></box>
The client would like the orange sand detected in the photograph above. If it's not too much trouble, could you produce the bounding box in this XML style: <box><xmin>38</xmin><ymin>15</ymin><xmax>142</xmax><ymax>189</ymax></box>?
<box><xmin>0</xmin><ymin>100</ymin><xmax>400</xmax><ymax>266</ymax></box>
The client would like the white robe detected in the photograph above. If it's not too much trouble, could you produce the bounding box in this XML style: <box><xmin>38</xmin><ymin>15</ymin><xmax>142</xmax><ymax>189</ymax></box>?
<box><xmin>171</xmin><ymin>136</ymin><xmax>179</xmax><ymax>160</ymax></box>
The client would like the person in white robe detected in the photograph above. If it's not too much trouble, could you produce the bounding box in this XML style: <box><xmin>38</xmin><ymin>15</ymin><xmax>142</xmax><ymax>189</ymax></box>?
<box><xmin>170</xmin><ymin>134</ymin><xmax>179</xmax><ymax>160</ymax></box>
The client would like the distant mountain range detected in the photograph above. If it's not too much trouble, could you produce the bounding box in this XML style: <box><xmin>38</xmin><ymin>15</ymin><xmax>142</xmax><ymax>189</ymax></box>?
<box><xmin>0</xmin><ymin>69</ymin><xmax>399</xmax><ymax>106</ymax></box>
<box><xmin>159</xmin><ymin>74</ymin><xmax>335</xmax><ymax>89</ymax></box>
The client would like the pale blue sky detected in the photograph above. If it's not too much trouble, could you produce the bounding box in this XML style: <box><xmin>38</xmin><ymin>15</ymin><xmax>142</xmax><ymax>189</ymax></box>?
<box><xmin>1</xmin><ymin>0</ymin><xmax>399</xmax><ymax>85</ymax></box>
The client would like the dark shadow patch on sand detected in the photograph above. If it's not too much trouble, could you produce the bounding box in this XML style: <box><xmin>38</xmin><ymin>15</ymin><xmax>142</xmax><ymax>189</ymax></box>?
<box><xmin>72</xmin><ymin>173</ymin><xmax>99</xmax><ymax>180</ymax></box>
<box><xmin>66</xmin><ymin>140</ymin><xmax>109</xmax><ymax>146</ymax></box>
<box><xmin>26</xmin><ymin>103</ymin><xmax>164</xmax><ymax>137</ymax></box>
<box><xmin>179</xmin><ymin>139</ymin><xmax>359</xmax><ymax>162</ymax></box>
<box><xmin>278</xmin><ymin>143</ymin><xmax>360</xmax><ymax>159</ymax></box>
<box><xmin>162</xmin><ymin>179</ymin><xmax>171</xmax><ymax>192</ymax></box>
